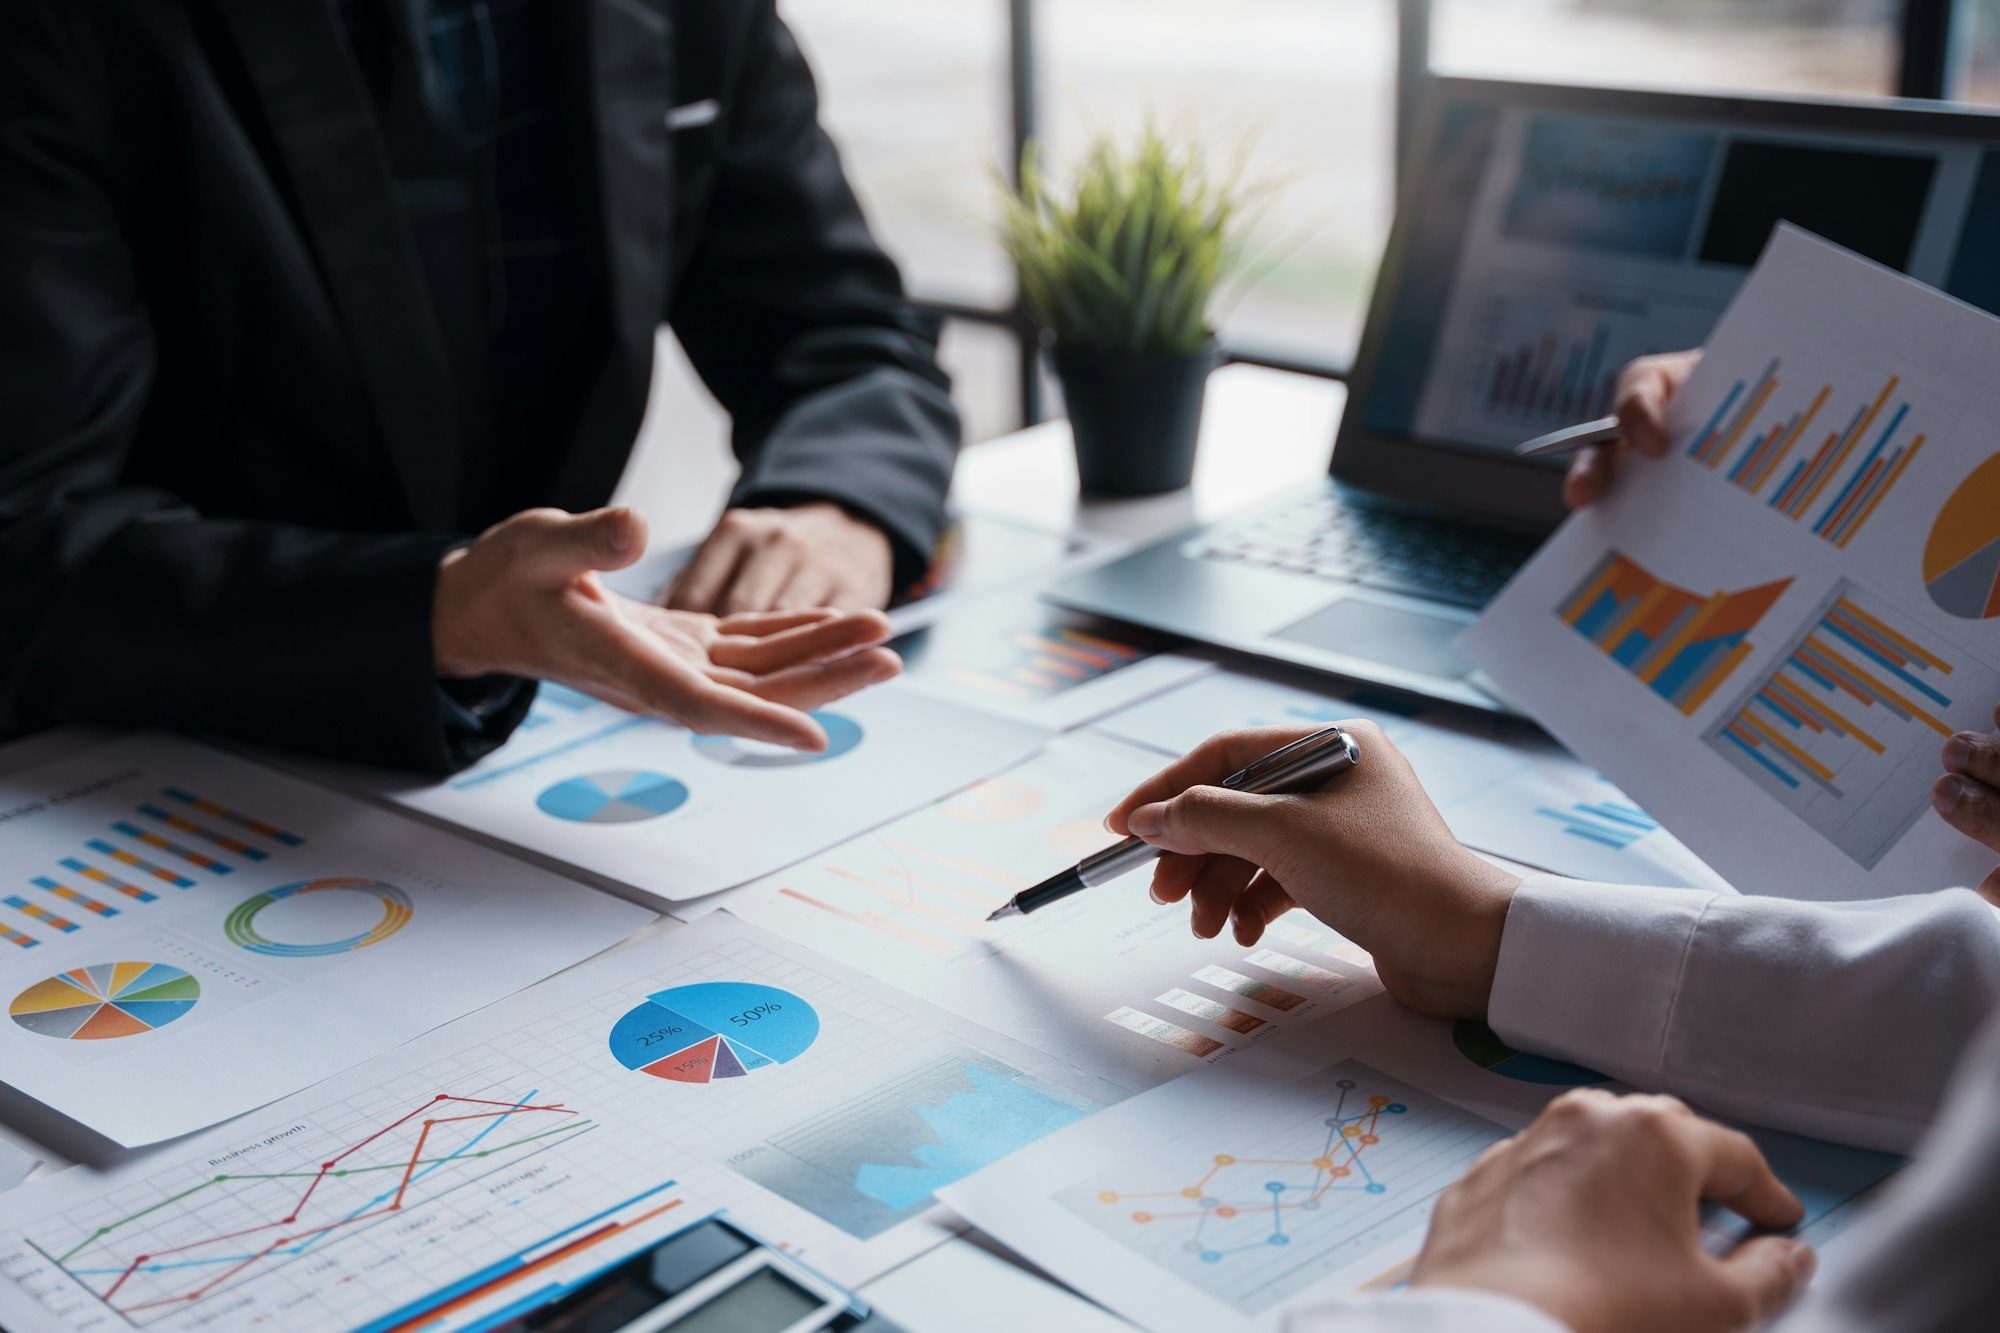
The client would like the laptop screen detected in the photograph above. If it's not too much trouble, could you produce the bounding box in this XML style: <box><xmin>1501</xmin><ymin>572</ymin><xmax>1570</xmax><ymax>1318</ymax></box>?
<box><xmin>1356</xmin><ymin>88</ymin><xmax>2000</xmax><ymax>464</ymax></box>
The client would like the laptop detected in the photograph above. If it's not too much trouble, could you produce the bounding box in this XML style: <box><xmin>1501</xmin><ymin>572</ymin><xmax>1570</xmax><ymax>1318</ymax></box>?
<box><xmin>1046</xmin><ymin>75</ymin><xmax>2000</xmax><ymax>713</ymax></box>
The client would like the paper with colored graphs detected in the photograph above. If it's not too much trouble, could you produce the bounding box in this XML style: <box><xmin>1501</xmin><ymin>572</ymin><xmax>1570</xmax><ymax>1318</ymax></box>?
<box><xmin>892</xmin><ymin>588</ymin><xmax>1214</xmax><ymax>731</ymax></box>
<box><xmin>708</xmin><ymin>733</ymin><xmax>1381</xmax><ymax>1091</ymax></box>
<box><xmin>941</xmin><ymin>992</ymin><xmax>1898</xmax><ymax>1333</ymax></box>
<box><xmin>344</xmin><ymin>683</ymin><xmax>1050</xmax><ymax>903</ymax></box>
<box><xmin>0</xmin><ymin>732</ymin><xmax>650</xmax><ymax>1146</ymax></box>
<box><xmin>1464</xmin><ymin>228</ymin><xmax>2000</xmax><ymax>900</ymax></box>
<box><xmin>1094</xmin><ymin>669</ymin><xmax>1733</xmax><ymax>891</ymax></box>
<box><xmin>0</xmin><ymin>914</ymin><xmax>1122</xmax><ymax>1332</ymax></box>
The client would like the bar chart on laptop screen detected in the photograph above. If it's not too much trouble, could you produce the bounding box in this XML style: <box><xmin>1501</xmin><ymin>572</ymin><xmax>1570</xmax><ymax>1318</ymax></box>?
<box><xmin>1703</xmin><ymin>581</ymin><xmax>1996</xmax><ymax>868</ymax></box>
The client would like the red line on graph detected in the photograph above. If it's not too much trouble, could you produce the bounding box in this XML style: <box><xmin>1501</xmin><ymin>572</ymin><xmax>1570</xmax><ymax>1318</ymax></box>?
<box><xmin>78</xmin><ymin>1092</ymin><xmax>578</xmax><ymax>1315</ymax></box>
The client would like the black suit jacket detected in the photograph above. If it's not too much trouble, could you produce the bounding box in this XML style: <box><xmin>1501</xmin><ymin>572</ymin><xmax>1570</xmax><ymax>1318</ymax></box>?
<box><xmin>0</xmin><ymin>0</ymin><xmax>959</xmax><ymax>772</ymax></box>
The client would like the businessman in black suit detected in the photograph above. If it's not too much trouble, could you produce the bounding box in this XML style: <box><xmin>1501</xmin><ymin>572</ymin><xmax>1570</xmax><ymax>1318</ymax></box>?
<box><xmin>0</xmin><ymin>0</ymin><xmax>957</xmax><ymax>773</ymax></box>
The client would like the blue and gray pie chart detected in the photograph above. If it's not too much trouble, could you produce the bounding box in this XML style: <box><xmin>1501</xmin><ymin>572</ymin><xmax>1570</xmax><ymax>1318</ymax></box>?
<box><xmin>536</xmin><ymin>770</ymin><xmax>690</xmax><ymax>824</ymax></box>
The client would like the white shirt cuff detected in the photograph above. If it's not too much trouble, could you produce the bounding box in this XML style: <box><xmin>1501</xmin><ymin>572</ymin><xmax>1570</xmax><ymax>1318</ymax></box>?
<box><xmin>1284</xmin><ymin>1287</ymin><xmax>1570</xmax><ymax>1333</ymax></box>
<box><xmin>1488</xmin><ymin>875</ymin><xmax>1720</xmax><ymax>1088</ymax></box>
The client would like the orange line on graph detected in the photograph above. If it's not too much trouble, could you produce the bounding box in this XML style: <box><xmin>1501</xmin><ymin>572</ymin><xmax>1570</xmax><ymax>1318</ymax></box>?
<box><xmin>1838</xmin><ymin>435</ymin><xmax>1923</xmax><ymax>548</ymax></box>
<box><xmin>776</xmin><ymin>887</ymin><xmax>957</xmax><ymax>957</ymax></box>
<box><xmin>1798</xmin><ymin>376</ymin><xmax>1897</xmax><ymax>514</ymax></box>
<box><xmin>1739</xmin><ymin>712</ymin><xmax>1838</xmax><ymax>783</ymax></box>
<box><xmin>1809</xmin><ymin>640</ymin><xmax>1952</xmax><ymax>736</ymax></box>
<box><xmin>1833</xmin><ymin>598</ymin><xmax>1952</xmax><ymax>674</ymax></box>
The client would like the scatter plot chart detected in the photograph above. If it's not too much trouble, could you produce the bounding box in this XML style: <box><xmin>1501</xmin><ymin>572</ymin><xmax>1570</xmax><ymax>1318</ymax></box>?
<box><xmin>1059</xmin><ymin>1060</ymin><xmax>1508</xmax><ymax>1314</ymax></box>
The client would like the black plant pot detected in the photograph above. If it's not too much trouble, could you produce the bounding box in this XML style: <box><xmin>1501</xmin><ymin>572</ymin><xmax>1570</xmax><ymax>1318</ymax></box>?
<box><xmin>1052</xmin><ymin>341</ymin><xmax>1224</xmax><ymax>497</ymax></box>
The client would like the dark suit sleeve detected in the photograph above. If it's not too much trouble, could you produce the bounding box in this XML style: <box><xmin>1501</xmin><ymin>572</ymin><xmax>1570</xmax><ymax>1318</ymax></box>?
<box><xmin>665</xmin><ymin>1</ymin><xmax>961</xmax><ymax>586</ymax></box>
<box><xmin>0</xmin><ymin>8</ymin><xmax>514</xmax><ymax>773</ymax></box>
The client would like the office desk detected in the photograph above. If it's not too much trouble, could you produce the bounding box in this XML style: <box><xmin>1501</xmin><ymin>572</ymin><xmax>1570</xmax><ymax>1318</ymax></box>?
<box><xmin>0</xmin><ymin>364</ymin><xmax>1349</xmax><ymax>1328</ymax></box>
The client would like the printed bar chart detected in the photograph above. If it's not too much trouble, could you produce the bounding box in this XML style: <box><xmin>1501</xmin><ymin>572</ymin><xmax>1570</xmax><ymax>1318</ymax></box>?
<box><xmin>4</xmin><ymin>896</ymin><xmax>77</xmax><ymax>935</ymax></box>
<box><xmin>1706</xmin><ymin>582</ymin><xmax>1969</xmax><ymax>867</ymax></box>
<box><xmin>158</xmin><ymin>787</ymin><xmax>305</xmax><ymax>847</ymax></box>
<box><xmin>29</xmin><ymin>877</ymin><xmax>118</xmax><ymax>919</ymax></box>
<box><xmin>1558</xmin><ymin>551</ymin><xmax>1792</xmax><ymax>715</ymax></box>
<box><xmin>58</xmin><ymin>858</ymin><xmax>156</xmax><ymax>904</ymax></box>
<box><xmin>1686</xmin><ymin>364</ymin><xmax>1924</xmax><ymax>549</ymax></box>
<box><xmin>1533</xmin><ymin>794</ymin><xmax>1660</xmax><ymax>849</ymax></box>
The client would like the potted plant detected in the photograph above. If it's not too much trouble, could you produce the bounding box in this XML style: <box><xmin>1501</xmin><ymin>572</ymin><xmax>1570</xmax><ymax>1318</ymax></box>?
<box><xmin>999</xmin><ymin>128</ymin><xmax>1245</xmax><ymax>496</ymax></box>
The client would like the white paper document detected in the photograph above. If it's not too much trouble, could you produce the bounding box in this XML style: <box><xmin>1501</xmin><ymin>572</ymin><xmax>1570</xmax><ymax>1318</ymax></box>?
<box><xmin>943</xmin><ymin>994</ymin><xmax>1899</xmax><ymax>1333</ymax></box>
<box><xmin>1095</xmin><ymin>669</ymin><xmax>1732</xmax><ymax>890</ymax></box>
<box><xmin>892</xmin><ymin>588</ymin><xmax>1213</xmax><ymax>731</ymax></box>
<box><xmin>354</xmin><ymin>683</ymin><xmax>1050</xmax><ymax>902</ymax></box>
<box><xmin>0</xmin><ymin>914</ymin><xmax>1122</xmax><ymax>1332</ymax></box>
<box><xmin>0</xmin><ymin>732</ymin><xmax>650</xmax><ymax>1146</ymax></box>
<box><xmin>711</xmin><ymin>733</ymin><xmax>1381</xmax><ymax>1091</ymax></box>
<box><xmin>1463</xmin><ymin>228</ymin><xmax>2000</xmax><ymax>900</ymax></box>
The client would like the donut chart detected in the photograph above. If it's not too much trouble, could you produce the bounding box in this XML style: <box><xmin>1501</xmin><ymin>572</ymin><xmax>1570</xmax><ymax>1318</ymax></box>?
<box><xmin>537</xmin><ymin>771</ymin><xmax>690</xmax><ymax>824</ymax></box>
<box><xmin>224</xmin><ymin>878</ymin><xmax>413</xmax><ymax>958</ymax></box>
<box><xmin>10</xmin><ymin>963</ymin><xmax>200</xmax><ymax>1041</ymax></box>
<box><xmin>1924</xmin><ymin>453</ymin><xmax>2000</xmax><ymax>620</ymax></box>
<box><xmin>691</xmin><ymin>711</ymin><xmax>863</xmax><ymax>768</ymax></box>
<box><xmin>609</xmin><ymin>981</ymin><xmax>818</xmax><ymax>1084</ymax></box>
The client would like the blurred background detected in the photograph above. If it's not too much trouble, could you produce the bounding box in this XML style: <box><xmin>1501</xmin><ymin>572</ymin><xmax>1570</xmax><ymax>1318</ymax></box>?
<box><xmin>623</xmin><ymin>0</ymin><xmax>2000</xmax><ymax>505</ymax></box>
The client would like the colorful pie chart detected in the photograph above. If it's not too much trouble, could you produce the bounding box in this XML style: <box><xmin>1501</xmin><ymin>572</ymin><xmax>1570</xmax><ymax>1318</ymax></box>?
<box><xmin>1453</xmin><ymin>1020</ymin><xmax>1607</xmax><ymax>1087</ymax></box>
<box><xmin>1924</xmin><ymin>453</ymin><xmax>2000</xmax><ymax>620</ymax></box>
<box><xmin>10</xmin><ymin>962</ymin><xmax>200</xmax><ymax>1041</ymax></box>
<box><xmin>537</xmin><ymin>771</ymin><xmax>689</xmax><ymax>824</ymax></box>
<box><xmin>608</xmin><ymin>981</ymin><xmax>818</xmax><ymax>1084</ymax></box>
<box><xmin>690</xmin><ymin>711</ymin><xmax>863</xmax><ymax>768</ymax></box>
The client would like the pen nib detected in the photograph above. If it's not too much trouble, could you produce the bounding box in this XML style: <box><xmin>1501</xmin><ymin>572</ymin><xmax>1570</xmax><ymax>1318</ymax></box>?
<box><xmin>985</xmin><ymin>901</ymin><xmax>1020</xmax><ymax>923</ymax></box>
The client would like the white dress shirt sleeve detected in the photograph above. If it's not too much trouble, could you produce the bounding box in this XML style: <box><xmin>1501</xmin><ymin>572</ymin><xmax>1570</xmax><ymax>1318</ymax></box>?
<box><xmin>1488</xmin><ymin>876</ymin><xmax>2000</xmax><ymax>1152</ymax></box>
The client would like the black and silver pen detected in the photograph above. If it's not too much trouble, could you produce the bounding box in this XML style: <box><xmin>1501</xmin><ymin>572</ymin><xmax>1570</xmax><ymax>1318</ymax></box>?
<box><xmin>985</xmin><ymin>724</ymin><xmax>1363</xmax><ymax>922</ymax></box>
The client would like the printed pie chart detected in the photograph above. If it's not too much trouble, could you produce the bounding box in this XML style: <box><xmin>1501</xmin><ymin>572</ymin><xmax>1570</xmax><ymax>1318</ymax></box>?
<box><xmin>1924</xmin><ymin>453</ymin><xmax>2000</xmax><ymax>620</ymax></box>
<box><xmin>537</xmin><ymin>770</ymin><xmax>689</xmax><ymax>824</ymax></box>
<box><xmin>608</xmin><ymin>981</ymin><xmax>818</xmax><ymax>1084</ymax></box>
<box><xmin>691</xmin><ymin>711</ymin><xmax>863</xmax><ymax>768</ymax></box>
<box><xmin>10</xmin><ymin>962</ymin><xmax>200</xmax><ymax>1041</ymax></box>
<box><xmin>1453</xmin><ymin>1020</ymin><xmax>1607</xmax><ymax>1087</ymax></box>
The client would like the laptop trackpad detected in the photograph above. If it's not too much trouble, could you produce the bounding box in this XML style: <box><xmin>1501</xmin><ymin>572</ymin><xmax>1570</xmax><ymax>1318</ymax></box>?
<box><xmin>1274</xmin><ymin>597</ymin><xmax>1471</xmax><ymax>680</ymax></box>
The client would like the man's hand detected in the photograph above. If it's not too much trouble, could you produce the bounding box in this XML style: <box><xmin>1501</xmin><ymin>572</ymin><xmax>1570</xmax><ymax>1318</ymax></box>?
<box><xmin>1937</xmin><ymin>704</ymin><xmax>2000</xmax><ymax>901</ymax></box>
<box><xmin>665</xmin><ymin>502</ymin><xmax>895</xmax><ymax>615</ymax></box>
<box><xmin>1105</xmin><ymin>723</ymin><xmax>1522</xmax><ymax>1019</ymax></box>
<box><xmin>1413</xmin><ymin>1090</ymin><xmax>1814</xmax><ymax>1333</ymax></box>
<box><xmin>1564</xmin><ymin>350</ymin><xmax>1702</xmax><ymax>507</ymax></box>
<box><xmin>433</xmin><ymin>506</ymin><xmax>900</xmax><ymax>749</ymax></box>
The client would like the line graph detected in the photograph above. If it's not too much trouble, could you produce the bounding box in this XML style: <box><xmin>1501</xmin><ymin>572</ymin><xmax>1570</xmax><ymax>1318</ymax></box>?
<box><xmin>1091</xmin><ymin>1079</ymin><xmax>1406</xmax><ymax>1262</ymax></box>
<box><xmin>43</xmin><ymin>1088</ymin><xmax>591</xmax><ymax>1321</ymax></box>
<box><xmin>1060</xmin><ymin>1060</ymin><xmax>1508</xmax><ymax>1313</ymax></box>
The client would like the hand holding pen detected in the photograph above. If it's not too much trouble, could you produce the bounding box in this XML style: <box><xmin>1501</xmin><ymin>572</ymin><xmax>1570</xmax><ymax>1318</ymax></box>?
<box><xmin>1092</xmin><ymin>721</ymin><xmax>1525</xmax><ymax>1018</ymax></box>
<box><xmin>987</xmin><ymin>725</ymin><xmax>1361</xmax><ymax>921</ymax></box>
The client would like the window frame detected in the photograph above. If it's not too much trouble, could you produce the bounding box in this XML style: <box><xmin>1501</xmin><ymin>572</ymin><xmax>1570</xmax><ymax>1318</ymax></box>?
<box><xmin>922</xmin><ymin>0</ymin><xmax>1973</xmax><ymax>428</ymax></box>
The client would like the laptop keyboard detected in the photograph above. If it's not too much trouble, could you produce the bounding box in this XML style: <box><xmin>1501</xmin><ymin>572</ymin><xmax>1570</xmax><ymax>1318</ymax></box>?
<box><xmin>1182</xmin><ymin>491</ymin><xmax>1541</xmax><ymax>610</ymax></box>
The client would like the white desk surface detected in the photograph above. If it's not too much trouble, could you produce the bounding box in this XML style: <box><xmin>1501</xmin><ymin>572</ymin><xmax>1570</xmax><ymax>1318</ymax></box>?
<box><xmin>0</xmin><ymin>363</ymin><xmax>1348</xmax><ymax>1329</ymax></box>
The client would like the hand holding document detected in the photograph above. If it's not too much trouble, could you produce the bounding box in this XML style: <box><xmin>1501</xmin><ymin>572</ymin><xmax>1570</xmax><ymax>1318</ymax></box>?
<box><xmin>1463</xmin><ymin>227</ymin><xmax>2000</xmax><ymax>900</ymax></box>
<box><xmin>942</xmin><ymin>996</ymin><xmax>1899</xmax><ymax>1333</ymax></box>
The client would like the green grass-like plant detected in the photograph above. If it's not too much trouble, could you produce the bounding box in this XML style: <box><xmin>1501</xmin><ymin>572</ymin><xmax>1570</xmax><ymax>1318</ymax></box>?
<box><xmin>999</xmin><ymin>127</ymin><xmax>1246</xmax><ymax>355</ymax></box>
